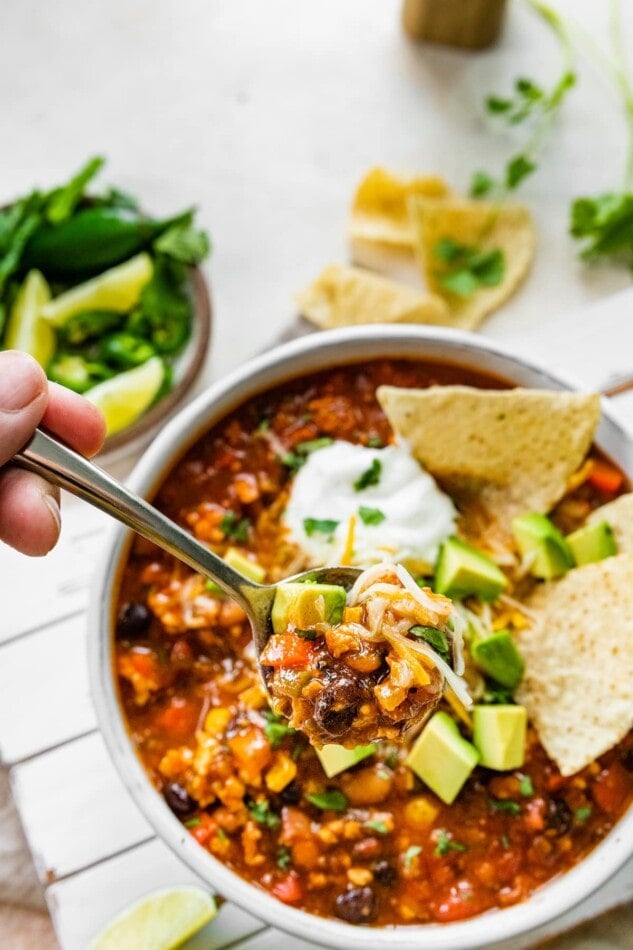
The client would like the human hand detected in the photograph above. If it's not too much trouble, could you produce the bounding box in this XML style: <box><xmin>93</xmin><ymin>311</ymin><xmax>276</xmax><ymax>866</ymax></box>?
<box><xmin>0</xmin><ymin>350</ymin><xmax>106</xmax><ymax>555</ymax></box>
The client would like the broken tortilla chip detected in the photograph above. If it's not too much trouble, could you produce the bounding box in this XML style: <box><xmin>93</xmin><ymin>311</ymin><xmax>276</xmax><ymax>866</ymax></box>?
<box><xmin>295</xmin><ymin>264</ymin><xmax>451</xmax><ymax>329</ymax></box>
<box><xmin>587</xmin><ymin>493</ymin><xmax>633</xmax><ymax>553</ymax></box>
<box><xmin>408</xmin><ymin>196</ymin><xmax>536</xmax><ymax>330</ymax></box>
<box><xmin>349</xmin><ymin>167</ymin><xmax>450</xmax><ymax>250</ymax></box>
<box><xmin>515</xmin><ymin>554</ymin><xmax>633</xmax><ymax>775</ymax></box>
<box><xmin>377</xmin><ymin>385</ymin><xmax>600</xmax><ymax>536</ymax></box>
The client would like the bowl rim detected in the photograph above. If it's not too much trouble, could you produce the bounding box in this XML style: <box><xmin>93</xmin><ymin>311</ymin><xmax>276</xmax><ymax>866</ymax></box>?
<box><xmin>89</xmin><ymin>325</ymin><xmax>633</xmax><ymax>949</ymax></box>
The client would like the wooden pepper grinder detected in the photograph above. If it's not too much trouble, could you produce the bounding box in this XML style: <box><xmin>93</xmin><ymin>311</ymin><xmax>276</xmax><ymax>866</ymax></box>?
<box><xmin>402</xmin><ymin>0</ymin><xmax>507</xmax><ymax>50</ymax></box>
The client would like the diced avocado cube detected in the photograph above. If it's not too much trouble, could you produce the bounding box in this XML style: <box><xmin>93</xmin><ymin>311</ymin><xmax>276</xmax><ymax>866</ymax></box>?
<box><xmin>472</xmin><ymin>704</ymin><xmax>527</xmax><ymax>771</ymax></box>
<box><xmin>472</xmin><ymin>629</ymin><xmax>525</xmax><ymax>690</ymax></box>
<box><xmin>224</xmin><ymin>547</ymin><xmax>266</xmax><ymax>583</ymax></box>
<box><xmin>316</xmin><ymin>743</ymin><xmax>376</xmax><ymax>778</ymax></box>
<box><xmin>566</xmin><ymin>521</ymin><xmax>617</xmax><ymax>566</ymax></box>
<box><xmin>271</xmin><ymin>582</ymin><xmax>347</xmax><ymax>635</ymax></box>
<box><xmin>405</xmin><ymin>711</ymin><xmax>479</xmax><ymax>805</ymax></box>
<box><xmin>434</xmin><ymin>537</ymin><xmax>507</xmax><ymax>602</ymax></box>
<box><xmin>511</xmin><ymin>513</ymin><xmax>573</xmax><ymax>580</ymax></box>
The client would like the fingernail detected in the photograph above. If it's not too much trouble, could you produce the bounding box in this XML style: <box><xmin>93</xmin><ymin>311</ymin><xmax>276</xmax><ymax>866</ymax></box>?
<box><xmin>43</xmin><ymin>494</ymin><xmax>61</xmax><ymax>534</ymax></box>
<box><xmin>0</xmin><ymin>352</ymin><xmax>45</xmax><ymax>411</ymax></box>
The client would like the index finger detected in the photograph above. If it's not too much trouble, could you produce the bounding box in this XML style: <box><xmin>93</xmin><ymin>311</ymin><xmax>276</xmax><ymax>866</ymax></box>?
<box><xmin>41</xmin><ymin>382</ymin><xmax>106</xmax><ymax>457</ymax></box>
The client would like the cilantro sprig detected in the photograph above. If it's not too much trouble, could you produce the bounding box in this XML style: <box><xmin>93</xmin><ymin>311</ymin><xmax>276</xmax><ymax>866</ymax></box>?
<box><xmin>409</xmin><ymin>624</ymin><xmax>451</xmax><ymax>663</ymax></box>
<box><xmin>354</xmin><ymin>458</ymin><xmax>382</xmax><ymax>491</ymax></box>
<box><xmin>434</xmin><ymin>829</ymin><xmax>468</xmax><ymax>857</ymax></box>
<box><xmin>433</xmin><ymin>238</ymin><xmax>505</xmax><ymax>298</ymax></box>
<box><xmin>220</xmin><ymin>511</ymin><xmax>250</xmax><ymax>543</ymax></box>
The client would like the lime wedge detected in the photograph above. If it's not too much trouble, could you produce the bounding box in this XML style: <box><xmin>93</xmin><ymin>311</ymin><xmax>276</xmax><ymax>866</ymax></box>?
<box><xmin>41</xmin><ymin>252</ymin><xmax>153</xmax><ymax>327</ymax></box>
<box><xmin>86</xmin><ymin>886</ymin><xmax>218</xmax><ymax>950</ymax></box>
<box><xmin>84</xmin><ymin>355</ymin><xmax>165</xmax><ymax>436</ymax></box>
<box><xmin>4</xmin><ymin>270</ymin><xmax>55</xmax><ymax>368</ymax></box>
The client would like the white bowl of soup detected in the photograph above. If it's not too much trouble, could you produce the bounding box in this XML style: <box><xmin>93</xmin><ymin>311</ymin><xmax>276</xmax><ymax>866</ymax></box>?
<box><xmin>90</xmin><ymin>326</ymin><xmax>633</xmax><ymax>949</ymax></box>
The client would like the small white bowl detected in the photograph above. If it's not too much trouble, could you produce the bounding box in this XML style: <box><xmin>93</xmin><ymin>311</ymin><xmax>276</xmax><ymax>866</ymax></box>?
<box><xmin>90</xmin><ymin>326</ymin><xmax>633</xmax><ymax>949</ymax></box>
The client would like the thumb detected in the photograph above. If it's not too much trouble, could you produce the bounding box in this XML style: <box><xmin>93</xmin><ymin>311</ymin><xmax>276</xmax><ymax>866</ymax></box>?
<box><xmin>0</xmin><ymin>351</ymin><xmax>48</xmax><ymax>466</ymax></box>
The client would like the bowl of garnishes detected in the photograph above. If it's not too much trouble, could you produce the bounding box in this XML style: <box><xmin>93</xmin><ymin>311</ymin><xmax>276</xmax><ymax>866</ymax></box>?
<box><xmin>0</xmin><ymin>155</ymin><xmax>211</xmax><ymax>459</ymax></box>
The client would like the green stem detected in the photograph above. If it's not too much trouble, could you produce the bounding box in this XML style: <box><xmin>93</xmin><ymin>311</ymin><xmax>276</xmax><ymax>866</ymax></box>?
<box><xmin>608</xmin><ymin>0</ymin><xmax>633</xmax><ymax>189</ymax></box>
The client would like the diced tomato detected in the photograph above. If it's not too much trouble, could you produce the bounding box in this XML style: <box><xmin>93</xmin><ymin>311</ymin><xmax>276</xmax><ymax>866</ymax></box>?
<box><xmin>192</xmin><ymin>825</ymin><xmax>213</xmax><ymax>847</ymax></box>
<box><xmin>523</xmin><ymin>797</ymin><xmax>546</xmax><ymax>832</ymax></box>
<box><xmin>587</xmin><ymin>460</ymin><xmax>624</xmax><ymax>495</ymax></box>
<box><xmin>128</xmin><ymin>649</ymin><xmax>160</xmax><ymax>679</ymax></box>
<box><xmin>156</xmin><ymin>697</ymin><xmax>200</xmax><ymax>736</ymax></box>
<box><xmin>431</xmin><ymin>881</ymin><xmax>490</xmax><ymax>923</ymax></box>
<box><xmin>592</xmin><ymin>763</ymin><xmax>632</xmax><ymax>816</ymax></box>
<box><xmin>260</xmin><ymin>633</ymin><xmax>315</xmax><ymax>668</ymax></box>
<box><xmin>272</xmin><ymin>871</ymin><xmax>304</xmax><ymax>904</ymax></box>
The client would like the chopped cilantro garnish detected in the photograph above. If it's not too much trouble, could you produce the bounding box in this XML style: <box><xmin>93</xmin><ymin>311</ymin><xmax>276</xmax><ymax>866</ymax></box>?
<box><xmin>281</xmin><ymin>437</ymin><xmax>334</xmax><ymax>471</ymax></box>
<box><xmin>483</xmin><ymin>682</ymin><xmax>515</xmax><ymax>705</ymax></box>
<box><xmin>257</xmin><ymin>417</ymin><xmax>271</xmax><ymax>432</ymax></box>
<box><xmin>489</xmin><ymin>798</ymin><xmax>521</xmax><ymax>815</ymax></box>
<box><xmin>184</xmin><ymin>817</ymin><xmax>201</xmax><ymax>828</ymax></box>
<box><xmin>519</xmin><ymin>775</ymin><xmax>534</xmax><ymax>797</ymax></box>
<box><xmin>291</xmin><ymin>739</ymin><xmax>305</xmax><ymax>762</ymax></box>
<box><xmin>358</xmin><ymin>506</ymin><xmax>386</xmax><ymax>526</ymax></box>
<box><xmin>367</xmin><ymin>435</ymin><xmax>384</xmax><ymax>448</ymax></box>
<box><xmin>303</xmin><ymin>517</ymin><xmax>339</xmax><ymax>538</ymax></box>
<box><xmin>384</xmin><ymin>748</ymin><xmax>399</xmax><ymax>770</ymax></box>
<box><xmin>276</xmin><ymin>845</ymin><xmax>292</xmax><ymax>870</ymax></box>
<box><xmin>575</xmin><ymin>806</ymin><xmax>592</xmax><ymax>822</ymax></box>
<box><xmin>306</xmin><ymin>789</ymin><xmax>348</xmax><ymax>812</ymax></box>
<box><xmin>363</xmin><ymin>819</ymin><xmax>390</xmax><ymax>835</ymax></box>
<box><xmin>205</xmin><ymin>578</ymin><xmax>223</xmax><ymax>594</ymax></box>
<box><xmin>248</xmin><ymin>799</ymin><xmax>281</xmax><ymax>829</ymax></box>
<box><xmin>217</xmin><ymin>828</ymin><xmax>228</xmax><ymax>842</ymax></box>
<box><xmin>501</xmin><ymin>834</ymin><xmax>510</xmax><ymax>850</ymax></box>
<box><xmin>434</xmin><ymin>829</ymin><xmax>468</xmax><ymax>857</ymax></box>
<box><xmin>262</xmin><ymin>709</ymin><xmax>297</xmax><ymax>749</ymax></box>
<box><xmin>403</xmin><ymin>844</ymin><xmax>422</xmax><ymax>869</ymax></box>
<box><xmin>354</xmin><ymin>458</ymin><xmax>382</xmax><ymax>491</ymax></box>
<box><xmin>409</xmin><ymin>625</ymin><xmax>450</xmax><ymax>663</ymax></box>
<box><xmin>295</xmin><ymin>628</ymin><xmax>318</xmax><ymax>640</ymax></box>
<box><xmin>219</xmin><ymin>511</ymin><xmax>250</xmax><ymax>543</ymax></box>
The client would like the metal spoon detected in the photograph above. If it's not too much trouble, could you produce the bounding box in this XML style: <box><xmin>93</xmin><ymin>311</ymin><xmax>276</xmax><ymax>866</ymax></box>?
<box><xmin>15</xmin><ymin>429</ymin><xmax>361</xmax><ymax>660</ymax></box>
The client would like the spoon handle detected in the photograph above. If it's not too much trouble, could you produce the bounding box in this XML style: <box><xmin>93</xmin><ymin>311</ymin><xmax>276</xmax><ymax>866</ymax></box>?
<box><xmin>15</xmin><ymin>429</ymin><xmax>256</xmax><ymax>607</ymax></box>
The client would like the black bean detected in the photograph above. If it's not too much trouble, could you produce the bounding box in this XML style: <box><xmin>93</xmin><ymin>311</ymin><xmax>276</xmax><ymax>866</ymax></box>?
<box><xmin>373</xmin><ymin>860</ymin><xmax>397</xmax><ymax>887</ymax></box>
<box><xmin>313</xmin><ymin>679</ymin><xmax>362</xmax><ymax>738</ymax></box>
<box><xmin>335</xmin><ymin>886</ymin><xmax>378</xmax><ymax>924</ymax></box>
<box><xmin>116</xmin><ymin>601</ymin><xmax>151</xmax><ymax>638</ymax></box>
<box><xmin>547</xmin><ymin>796</ymin><xmax>572</xmax><ymax>836</ymax></box>
<box><xmin>279</xmin><ymin>781</ymin><xmax>302</xmax><ymax>805</ymax></box>
<box><xmin>163</xmin><ymin>782</ymin><xmax>197</xmax><ymax>818</ymax></box>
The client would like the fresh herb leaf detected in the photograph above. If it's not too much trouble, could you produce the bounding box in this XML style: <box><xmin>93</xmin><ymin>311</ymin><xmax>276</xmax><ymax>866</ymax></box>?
<box><xmin>570</xmin><ymin>193</ymin><xmax>633</xmax><ymax>263</ymax></box>
<box><xmin>354</xmin><ymin>458</ymin><xmax>382</xmax><ymax>491</ymax></box>
<box><xmin>483</xmin><ymin>682</ymin><xmax>515</xmax><ymax>705</ymax></box>
<box><xmin>363</xmin><ymin>819</ymin><xmax>390</xmax><ymax>835</ymax></box>
<box><xmin>575</xmin><ymin>806</ymin><xmax>592</xmax><ymax>822</ymax></box>
<box><xmin>403</xmin><ymin>844</ymin><xmax>422</xmax><ymax>869</ymax></box>
<box><xmin>303</xmin><ymin>517</ymin><xmax>339</xmax><ymax>538</ymax></box>
<box><xmin>281</xmin><ymin>437</ymin><xmax>334</xmax><ymax>471</ymax></box>
<box><xmin>469</xmin><ymin>170</ymin><xmax>495</xmax><ymax>198</ymax></box>
<box><xmin>220</xmin><ymin>511</ymin><xmax>250</xmax><ymax>543</ymax></box>
<box><xmin>367</xmin><ymin>435</ymin><xmax>384</xmax><ymax>448</ymax></box>
<box><xmin>409</xmin><ymin>625</ymin><xmax>450</xmax><ymax>662</ymax></box>
<box><xmin>486</xmin><ymin>95</ymin><xmax>513</xmax><ymax>114</ymax></box>
<box><xmin>519</xmin><ymin>775</ymin><xmax>534</xmax><ymax>797</ymax></box>
<box><xmin>248</xmin><ymin>799</ymin><xmax>281</xmax><ymax>829</ymax></box>
<box><xmin>434</xmin><ymin>240</ymin><xmax>505</xmax><ymax>299</ymax></box>
<box><xmin>184</xmin><ymin>817</ymin><xmax>201</xmax><ymax>828</ymax></box>
<box><xmin>307</xmin><ymin>790</ymin><xmax>348</xmax><ymax>811</ymax></box>
<box><xmin>276</xmin><ymin>845</ymin><xmax>292</xmax><ymax>870</ymax></box>
<box><xmin>489</xmin><ymin>798</ymin><xmax>521</xmax><ymax>815</ymax></box>
<box><xmin>358</xmin><ymin>506</ymin><xmax>386</xmax><ymax>526</ymax></box>
<box><xmin>263</xmin><ymin>710</ymin><xmax>297</xmax><ymax>749</ymax></box>
<box><xmin>505</xmin><ymin>155</ymin><xmax>537</xmax><ymax>190</ymax></box>
<box><xmin>434</xmin><ymin>829</ymin><xmax>468</xmax><ymax>857</ymax></box>
<box><xmin>501</xmin><ymin>834</ymin><xmax>510</xmax><ymax>850</ymax></box>
<box><xmin>384</xmin><ymin>748</ymin><xmax>399</xmax><ymax>770</ymax></box>
<box><xmin>295</xmin><ymin>628</ymin><xmax>318</xmax><ymax>640</ymax></box>
<box><xmin>154</xmin><ymin>223</ymin><xmax>211</xmax><ymax>264</ymax></box>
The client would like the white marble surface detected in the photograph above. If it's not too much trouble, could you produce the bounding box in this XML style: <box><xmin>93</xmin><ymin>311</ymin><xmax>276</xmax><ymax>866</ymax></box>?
<box><xmin>2</xmin><ymin>0</ymin><xmax>633</xmax><ymax>947</ymax></box>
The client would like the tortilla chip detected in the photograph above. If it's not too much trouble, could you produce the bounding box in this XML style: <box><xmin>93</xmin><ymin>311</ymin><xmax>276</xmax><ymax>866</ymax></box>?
<box><xmin>408</xmin><ymin>197</ymin><xmax>536</xmax><ymax>329</ymax></box>
<box><xmin>587</xmin><ymin>493</ymin><xmax>633</xmax><ymax>553</ymax></box>
<box><xmin>349</xmin><ymin>168</ymin><xmax>450</xmax><ymax>250</ymax></box>
<box><xmin>377</xmin><ymin>386</ymin><xmax>600</xmax><ymax>535</ymax></box>
<box><xmin>295</xmin><ymin>264</ymin><xmax>451</xmax><ymax>329</ymax></box>
<box><xmin>515</xmin><ymin>554</ymin><xmax>633</xmax><ymax>775</ymax></box>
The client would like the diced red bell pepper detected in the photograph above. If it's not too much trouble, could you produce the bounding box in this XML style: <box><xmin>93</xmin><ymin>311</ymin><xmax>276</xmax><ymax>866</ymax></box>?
<box><xmin>272</xmin><ymin>871</ymin><xmax>304</xmax><ymax>904</ymax></box>
<box><xmin>587</xmin><ymin>460</ymin><xmax>624</xmax><ymax>495</ymax></box>
<box><xmin>592</xmin><ymin>763</ymin><xmax>631</xmax><ymax>816</ymax></box>
<box><xmin>260</xmin><ymin>633</ymin><xmax>315</xmax><ymax>668</ymax></box>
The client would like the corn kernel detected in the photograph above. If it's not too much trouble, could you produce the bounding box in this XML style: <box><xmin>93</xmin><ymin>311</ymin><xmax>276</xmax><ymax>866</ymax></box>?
<box><xmin>343</xmin><ymin>606</ymin><xmax>363</xmax><ymax>624</ymax></box>
<box><xmin>239</xmin><ymin>684</ymin><xmax>268</xmax><ymax>709</ymax></box>
<box><xmin>348</xmin><ymin>867</ymin><xmax>373</xmax><ymax>886</ymax></box>
<box><xmin>265</xmin><ymin>753</ymin><xmax>297</xmax><ymax>793</ymax></box>
<box><xmin>404</xmin><ymin>795</ymin><xmax>439</xmax><ymax>829</ymax></box>
<box><xmin>204</xmin><ymin>707</ymin><xmax>232</xmax><ymax>734</ymax></box>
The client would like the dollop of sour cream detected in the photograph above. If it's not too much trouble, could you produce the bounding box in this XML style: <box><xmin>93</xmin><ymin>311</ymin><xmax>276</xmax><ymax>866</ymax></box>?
<box><xmin>283</xmin><ymin>441</ymin><xmax>456</xmax><ymax>571</ymax></box>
